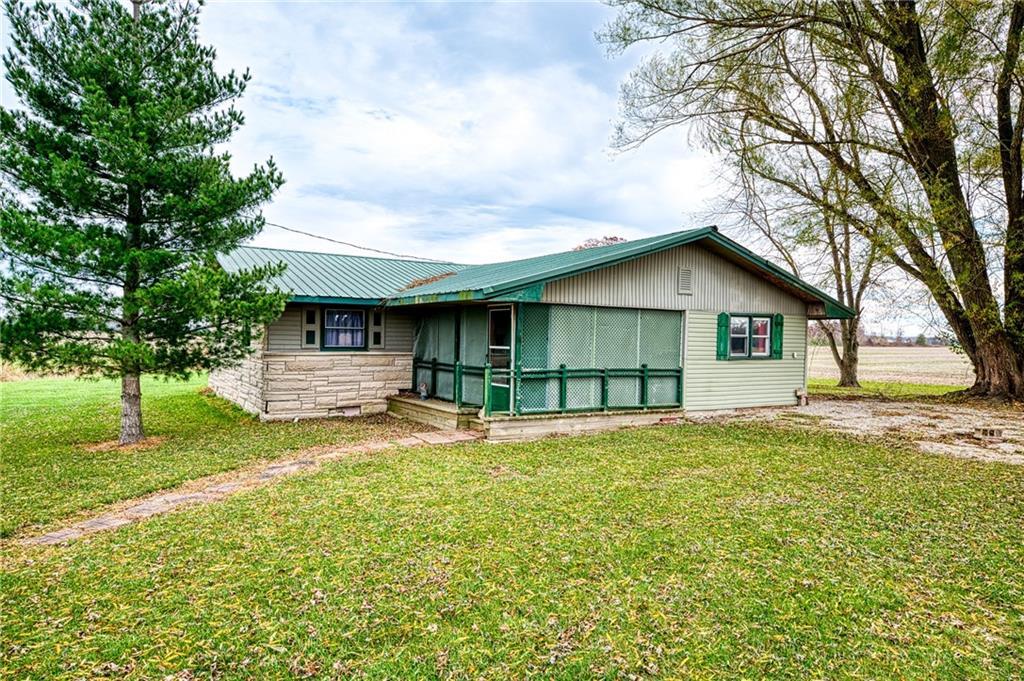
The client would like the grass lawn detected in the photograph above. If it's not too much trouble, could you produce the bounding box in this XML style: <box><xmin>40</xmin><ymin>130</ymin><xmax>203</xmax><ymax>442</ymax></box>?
<box><xmin>2</xmin><ymin>393</ymin><xmax>1022</xmax><ymax>678</ymax></box>
<box><xmin>808</xmin><ymin>377</ymin><xmax>965</xmax><ymax>400</ymax></box>
<box><xmin>0</xmin><ymin>376</ymin><xmax>426</xmax><ymax>537</ymax></box>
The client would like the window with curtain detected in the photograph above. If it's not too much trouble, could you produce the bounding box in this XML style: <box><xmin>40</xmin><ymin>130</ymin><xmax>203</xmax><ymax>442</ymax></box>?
<box><xmin>323</xmin><ymin>309</ymin><xmax>365</xmax><ymax>348</ymax></box>
<box><xmin>729</xmin><ymin>316</ymin><xmax>749</xmax><ymax>357</ymax></box>
<box><xmin>751</xmin><ymin>316</ymin><xmax>771</xmax><ymax>356</ymax></box>
<box><xmin>717</xmin><ymin>313</ymin><xmax>783</xmax><ymax>360</ymax></box>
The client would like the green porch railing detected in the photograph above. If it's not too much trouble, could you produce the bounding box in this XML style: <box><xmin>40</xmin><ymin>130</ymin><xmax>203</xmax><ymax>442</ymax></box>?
<box><xmin>412</xmin><ymin>358</ymin><xmax>487</xmax><ymax>408</ymax></box>
<box><xmin>513</xmin><ymin>365</ymin><xmax>683</xmax><ymax>414</ymax></box>
<box><xmin>412</xmin><ymin>358</ymin><xmax>683</xmax><ymax>416</ymax></box>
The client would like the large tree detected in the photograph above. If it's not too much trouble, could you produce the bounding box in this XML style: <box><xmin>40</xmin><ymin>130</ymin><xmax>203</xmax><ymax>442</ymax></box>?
<box><xmin>603</xmin><ymin>0</ymin><xmax>1024</xmax><ymax>398</ymax></box>
<box><xmin>722</xmin><ymin>157</ymin><xmax>882</xmax><ymax>387</ymax></box>
<box><xmin>0</xmin><ymin>0</ymin><xmax>287</xmax><ymax>443</ymax></box>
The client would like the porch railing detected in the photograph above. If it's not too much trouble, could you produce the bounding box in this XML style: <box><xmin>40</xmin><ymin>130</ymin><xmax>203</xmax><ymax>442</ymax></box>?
<box><xmin>412</xmin><ymin>358</ymin><xmax>683</xmax><ymax>417</ymax></box>
<box><xmin>412</xmin><ymin>358</ymin><xmax>486</xmax><ymax>407</ymax></box>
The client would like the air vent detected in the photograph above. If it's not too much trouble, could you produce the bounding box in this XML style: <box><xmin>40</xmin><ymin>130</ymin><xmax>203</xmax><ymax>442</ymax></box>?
<box><xmin>677</xmin><ymin>267</ymin><xmax>693</xmax><ymax>295</ymax></box>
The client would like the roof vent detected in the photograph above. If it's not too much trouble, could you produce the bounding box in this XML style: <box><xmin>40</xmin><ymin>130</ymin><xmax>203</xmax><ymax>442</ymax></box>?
<box><xmin>677</xmin><ymin>267</ymin><xmax>693</xmax><ymax>295</ymax></box>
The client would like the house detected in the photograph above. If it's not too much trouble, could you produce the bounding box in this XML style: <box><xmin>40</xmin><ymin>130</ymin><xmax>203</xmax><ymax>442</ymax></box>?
<box><xmin>210</xmin><ymin>226</ymin><xmax>853</xmax><ymax>440</ymax></box>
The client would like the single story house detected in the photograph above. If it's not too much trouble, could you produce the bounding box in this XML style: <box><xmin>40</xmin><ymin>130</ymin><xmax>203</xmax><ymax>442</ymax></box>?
<box><xmin>210</xmin><ymin>226</ymin><xmax>853</xmax><ymax>440</ymax></box>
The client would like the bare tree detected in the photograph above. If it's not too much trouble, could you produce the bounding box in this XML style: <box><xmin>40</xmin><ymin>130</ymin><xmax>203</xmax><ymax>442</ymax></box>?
<box><xmin>722</xmin><ymin>159</ymin><xmax>881</xmax><ymax>386</ymax></box>
<box><xmin>602</xmin><ymin>0</ymin><xmax>1024</xmax><ymax>399</ymax></box>
<box><xmin>574</xmin><ymin>236</ymin><xmax>629</xmax><ymax>250</ymax></box>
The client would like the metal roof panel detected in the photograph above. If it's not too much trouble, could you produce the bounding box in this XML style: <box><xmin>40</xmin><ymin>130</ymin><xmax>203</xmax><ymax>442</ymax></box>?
<box><xmin>216</xmin><ymin>247</ymin><xmax>466</xmax><ymax>302</ymax></box>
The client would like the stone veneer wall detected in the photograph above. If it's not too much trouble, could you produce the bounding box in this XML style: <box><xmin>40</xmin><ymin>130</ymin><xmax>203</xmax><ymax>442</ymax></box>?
<box><xmin>209</xmin><ymin>353</ymin><xmax>265</xmax><ymax>416</ymax></box>
<box><xmin>261</xmin><ymin>351</ymin><xmax>413</xmax><ymax>421</ymax></box>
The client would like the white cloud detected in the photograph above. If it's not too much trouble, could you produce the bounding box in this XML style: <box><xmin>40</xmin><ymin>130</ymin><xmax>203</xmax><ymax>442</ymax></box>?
<box><xmin>198</xmin><ymin>1</ymin><xmax>720</xmax><ymax>263</ymax></box>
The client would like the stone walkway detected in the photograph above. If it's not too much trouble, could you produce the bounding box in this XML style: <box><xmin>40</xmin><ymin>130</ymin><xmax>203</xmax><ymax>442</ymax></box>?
<box><xmin>23</xmin><ymin>429</ymin><xmax>481</xmax><ymax>547</ymax></box>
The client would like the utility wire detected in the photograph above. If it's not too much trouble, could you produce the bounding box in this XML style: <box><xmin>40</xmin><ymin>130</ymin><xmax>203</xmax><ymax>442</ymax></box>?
<box><xmin>263</xmin><ymin>221</ymin><xmax>446</xmax><ymax>262</ymax></box>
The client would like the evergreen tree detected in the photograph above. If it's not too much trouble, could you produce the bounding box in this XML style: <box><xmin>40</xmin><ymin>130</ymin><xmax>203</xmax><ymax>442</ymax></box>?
<box><xmin>0</xmin><ymin>0</ymin><xmax>287</xmax><ymax>443</ymax></box>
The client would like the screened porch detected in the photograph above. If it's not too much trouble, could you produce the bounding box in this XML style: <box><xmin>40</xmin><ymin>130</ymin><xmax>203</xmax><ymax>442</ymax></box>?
<box><xmin>410</xmin><ymin>303</ymin><xmax>684</xmax><ymax>417</ymax></box>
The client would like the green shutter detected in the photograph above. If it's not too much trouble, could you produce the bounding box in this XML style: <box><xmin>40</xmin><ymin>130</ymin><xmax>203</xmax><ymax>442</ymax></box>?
<box><xmin>771</xmin><ymin>314</ymin><xmax>784</xmax><ymax>359</ymax></box>
<box><xmin>716</xmin><ymin>312</ymin><xmax>729</xmax><ymax>360</ymax></box>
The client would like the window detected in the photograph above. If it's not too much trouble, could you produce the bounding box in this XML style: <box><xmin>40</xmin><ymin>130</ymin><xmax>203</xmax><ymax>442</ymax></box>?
<box><xmin>729</xmin><ymin>316</ymin><xmax>749</xmax><ymax>357</ymax></box>
<box><xmin>369</xmin><ymin>310</ymin><xmax>385</xmax><ymax>348</ymax></box>
<box><xmin>718</xmin><ymin>313</ymin><xmax>781</xmax><ymax>360</ymax></box>
<box><xmin>302</xmin><ymin>307</ymin><xmax>319</xmax><ymax>348</ymax></box>
<box><xmin>751</xmin><ymin>317</ymin><xmax>771</xmax><ymax>357</ymax></box>
<box><xmin>323</xmin><ymin>309</ymin><xmax>365</xmax><ymax>348</ymax></box>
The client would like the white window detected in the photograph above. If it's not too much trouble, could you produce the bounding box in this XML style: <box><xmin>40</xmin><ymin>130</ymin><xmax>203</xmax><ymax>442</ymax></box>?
<box><xmin>324</xmin><ymin>309</ymin><xmax>365</xmax><ymax>349</ymax></box>
<box><xmin>301</xmin><ymin>307</ymin><xmax>318</xmax><ymax>348</ymax></box>
<box><xmin>751</xmin><ymin>316</ymin><xmax>771</xmax><ymax>357</ymax></box>
<box><xmin>729</xmin><ymin>316</ymin><xmax>749</xmax><ymax>357</ymax></box>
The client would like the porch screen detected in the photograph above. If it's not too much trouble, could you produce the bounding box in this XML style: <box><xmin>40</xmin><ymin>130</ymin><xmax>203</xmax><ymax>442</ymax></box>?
<box><xmin>518</xmin><ymin>304</ymin><xmax>682</xmax><ymax>411</ymax></box>
<box><xmin>459</xmin><ymin>307</ymin><xmax>488</xmax><ymax>405</ymax></box>
<box><xmin>413</xmin><ymin>310</ymin><xmax>457</xmax><ymax>399</ymax></box>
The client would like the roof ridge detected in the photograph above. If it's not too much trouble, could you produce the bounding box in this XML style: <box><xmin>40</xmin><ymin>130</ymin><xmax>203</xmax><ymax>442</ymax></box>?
<box><xmin>234</xmin><ymin>227</ymin><xmax>708</xmax><ymax>268</ymax></box>
<box><xmin>467</xmin><ymin>227</ymin><xmax>706</xmax><ymax>268</ymax></box>
<box><xmin>233</xmin><ymin>244</ymin><xmax>463</xmax><ymax>266</ymax></box>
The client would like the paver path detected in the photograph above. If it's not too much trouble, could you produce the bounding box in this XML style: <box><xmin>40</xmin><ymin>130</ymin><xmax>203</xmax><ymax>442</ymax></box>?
<box><xmin>22</xmin><ymin>429</ymin><xmax>481</xmax><ymax>546</ymax></box>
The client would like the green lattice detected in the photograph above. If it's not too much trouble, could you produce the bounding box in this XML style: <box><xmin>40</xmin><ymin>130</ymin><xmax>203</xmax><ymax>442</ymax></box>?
<box><xmin>515</xmin><ymin>304</ymin><xmax>683</xmax><ymax>412</ymax></box>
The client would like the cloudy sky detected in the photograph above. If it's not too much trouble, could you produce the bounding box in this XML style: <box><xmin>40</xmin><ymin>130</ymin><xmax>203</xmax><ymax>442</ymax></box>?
<box><xmin>0</xmin><ymin>0</ymin><xmax>930</xmax><ymax>336</ymax></box>
<box><xmin>196</xmin><ymin>1</ymin><xmax>718</xmax><ymax>264</ymax></box>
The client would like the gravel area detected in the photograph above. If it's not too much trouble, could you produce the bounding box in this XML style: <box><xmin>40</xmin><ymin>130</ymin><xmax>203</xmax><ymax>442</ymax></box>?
<box><xmin>693</xmin><ymin>398</ymin><xmax>1023</xmax><ymax>466</ymax></box>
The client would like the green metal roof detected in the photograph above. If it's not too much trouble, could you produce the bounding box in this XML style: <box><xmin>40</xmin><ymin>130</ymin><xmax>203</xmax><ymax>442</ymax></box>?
<box><xmin>219</xmin><ymin>228</ymin><xmax>855</xmax><ymax>318</ymax></box>
<box><xmin>387</xmin><ymin>229</ymin><xmax>713</xmax><ymax>303</ymax></box>
<box><xmin>216</xmin><ymin>246</ymin><xmax>466</xmax><ymax>304</ymax></box>
<box><xmin>384</xmin><ymin>227</ymin><xmax>855</xmax><ymax>318</ymax></box>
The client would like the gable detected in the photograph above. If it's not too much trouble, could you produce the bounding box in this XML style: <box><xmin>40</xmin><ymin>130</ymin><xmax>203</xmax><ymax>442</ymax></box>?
<box><xmin>541</xmin><ymin>243</ymin><xmax>807</xmax><ymax>315</ymax></box>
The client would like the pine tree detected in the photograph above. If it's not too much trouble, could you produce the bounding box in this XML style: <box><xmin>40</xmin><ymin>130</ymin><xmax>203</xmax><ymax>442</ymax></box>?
<box><xmin>0</xmin><ymin>0</ymin><xmax>287</xmax><ymax>443</ymax></box>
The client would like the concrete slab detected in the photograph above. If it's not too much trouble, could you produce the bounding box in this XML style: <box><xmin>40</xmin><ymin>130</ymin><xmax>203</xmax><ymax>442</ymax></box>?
<box><xmin>412</xmin><ymin>431</ymin><xmax>455</xmax><ymax>445</ymax></box>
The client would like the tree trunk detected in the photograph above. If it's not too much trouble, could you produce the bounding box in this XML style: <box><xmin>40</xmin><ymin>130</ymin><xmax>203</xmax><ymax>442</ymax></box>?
<box><xmin>837</xmin><ymin>344</ymin><xmax>860</xmax><ymax>388</ymax></box>
<box><xmin>968</xmin><ymin>335</ymin><xmax>1024</xmax><ymax>399</ymax></box>
<box><xmin>120</xmin><ymin>373</ymin><xmax>144</xmax><ymax>445</ymax></box>
<box><xmin>821</xmin><ymin>319</ymin><xmax>861</xmax><ymax>388</ymax></box>
<box><xmin>837</xmin><ymin>319</ymin><xmax>860</xmax><ymax>388</ymax></box>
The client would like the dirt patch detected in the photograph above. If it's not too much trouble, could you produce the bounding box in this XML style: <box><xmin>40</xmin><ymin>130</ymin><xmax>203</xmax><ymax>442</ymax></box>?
<box><xmin>918</xmin><ymin>441</ymin><xmax>1024</xmax><ymax>466</ymax></box>
<box><xmin>486</xmin><ymin>464</ymin><xmax>526</xmax><ymax>479</ymax></box>
<box><xmin>82</xmin><ymin>436</ymin><xmax>169</xmax><ymax>453</ymax></box>
<box><xmin>698</xmin><ymin>398</ymin><xmax>1023</xmax><ymax>466</ymax></box>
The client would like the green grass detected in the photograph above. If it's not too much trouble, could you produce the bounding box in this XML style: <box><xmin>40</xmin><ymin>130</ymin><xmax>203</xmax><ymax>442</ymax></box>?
<box><xmin>808</xmin><ymin>378</ymin><xmax>965</xmax><ymax>400</ymax></box>
<box><xmin>0</xmin><ymin>376</ymin><xmax>426</xmax><ymax>537</ymax></box>
<box><xmin>3</xmin><ymin>419</ymin><xmax>1022</xmax><ymax>678</ymax></box>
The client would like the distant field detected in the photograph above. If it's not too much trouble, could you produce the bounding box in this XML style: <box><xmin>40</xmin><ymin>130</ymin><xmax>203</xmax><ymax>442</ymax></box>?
<box><xmin>807</xmin><ymin>345</ymin><xmax>973</xmax><ymax>386</ymax></box>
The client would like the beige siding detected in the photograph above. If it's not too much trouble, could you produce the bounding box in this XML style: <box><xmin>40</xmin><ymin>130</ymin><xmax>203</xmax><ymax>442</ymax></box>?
<box><xmin>267</xmin><ymin>304</ymin><xmax>304</xmax><ymax>350</ymax></box>
<box><xmin>683</xmin><ymin>311</ymin><xmax>807</xmax><ymax>411</ymax></box>
<box><xmin>542</xmin><ymin>243</ymin><xmax>807</xmax><ymax>315</ymax></box>
<box><xmin>265</xmin><ymin>303</ymin><xmax>415</xmax><ymax>352</ymax></box>
<box><xmin>383</xmin><ymin>312</ymin><xmax>416</xmax><ymax>352</ymax></box>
